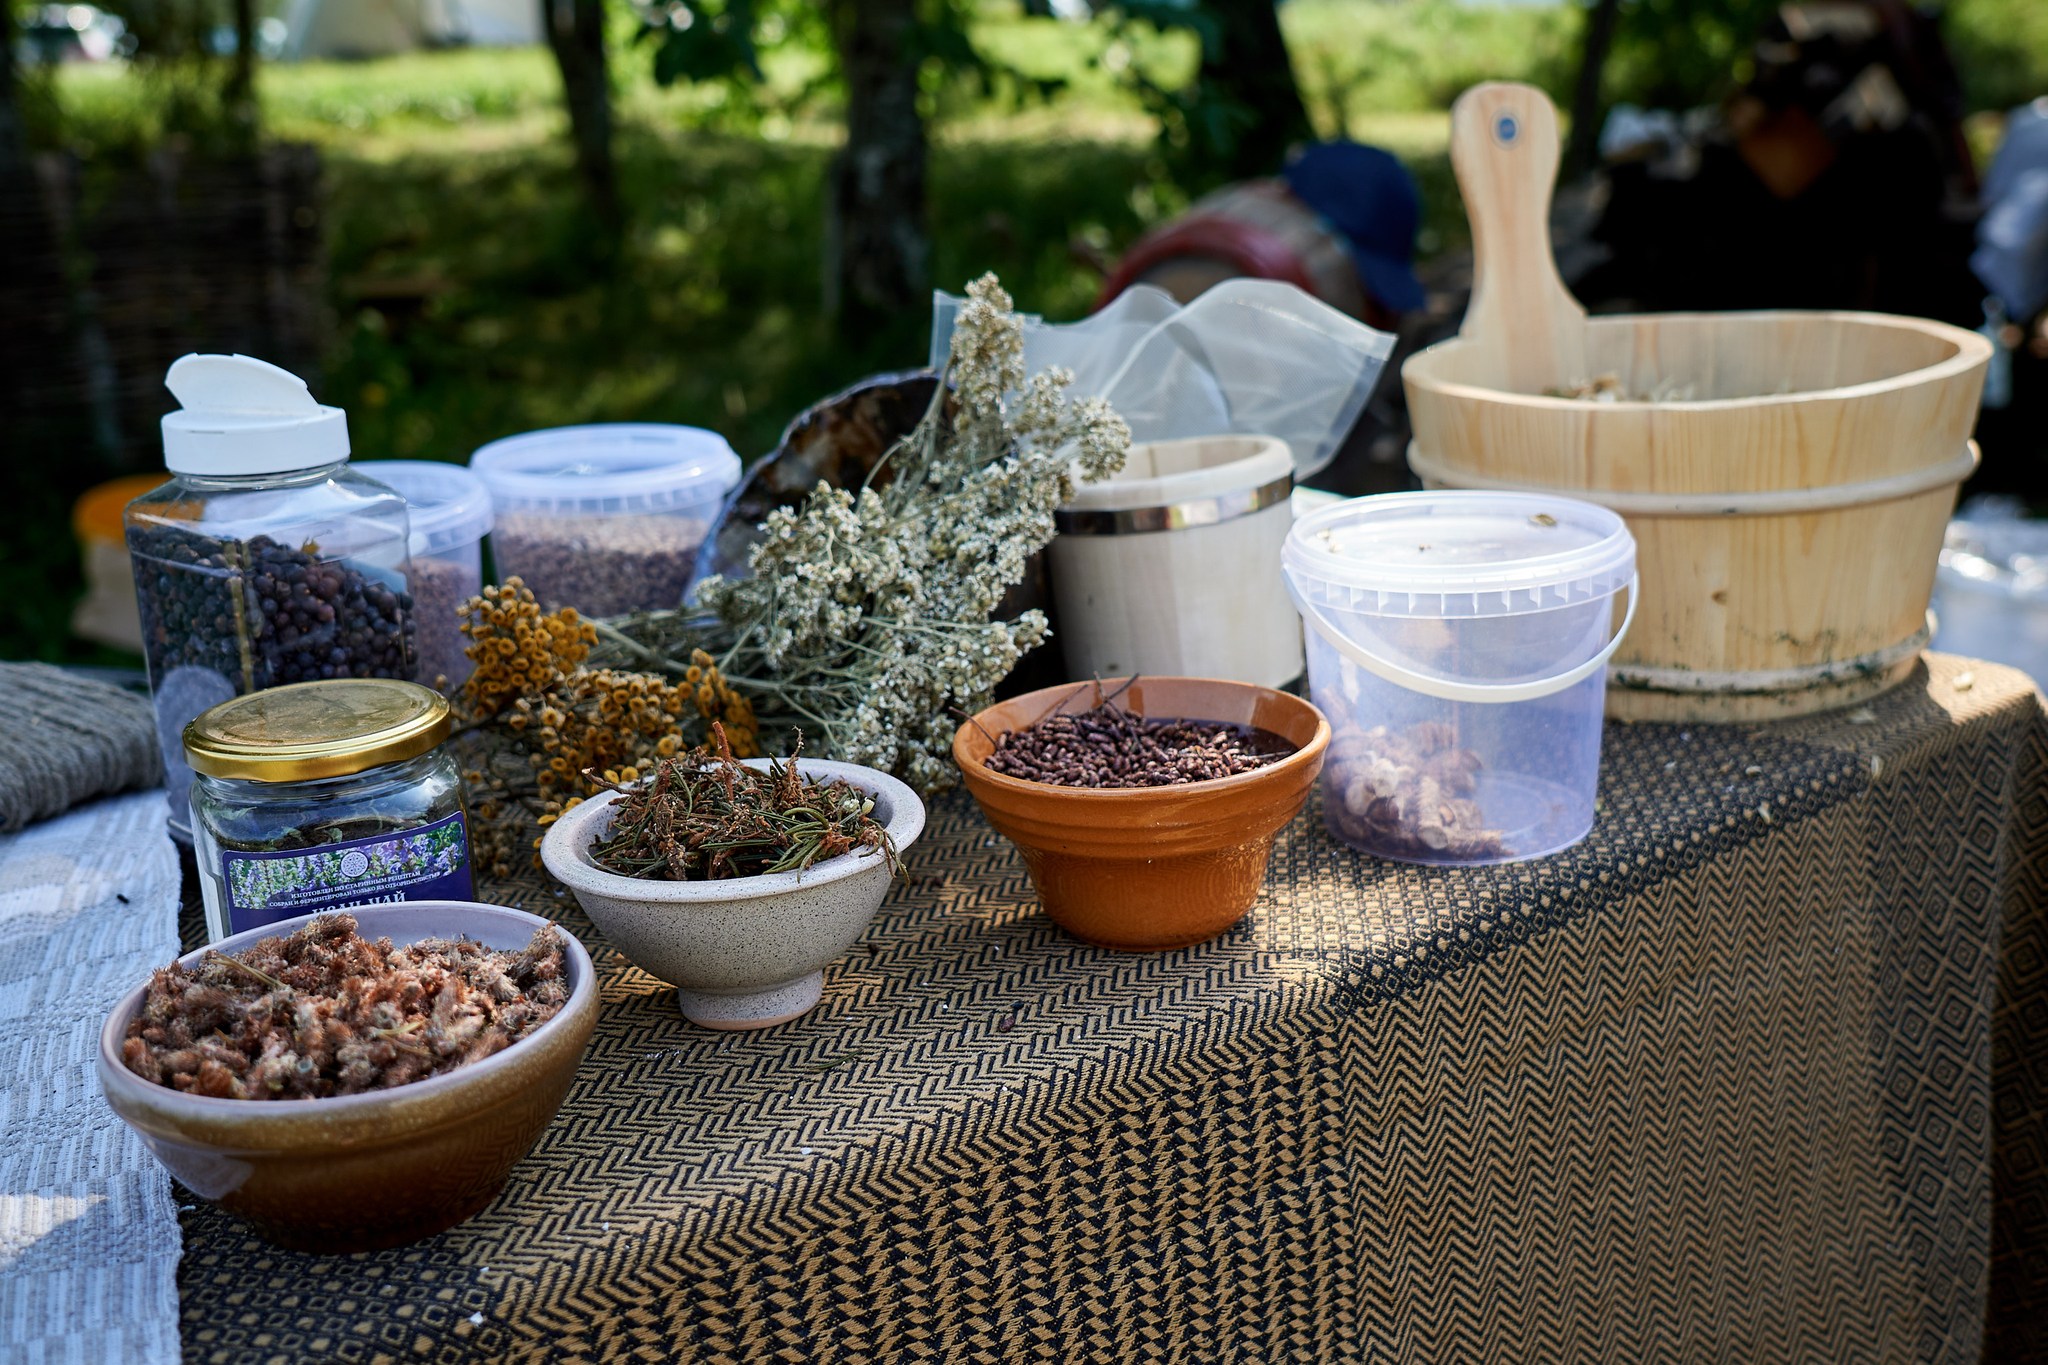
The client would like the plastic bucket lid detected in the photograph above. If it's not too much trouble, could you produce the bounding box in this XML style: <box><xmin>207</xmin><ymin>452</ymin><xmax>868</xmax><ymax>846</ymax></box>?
<box><xmin>358</xmin><ymin>459</ymin><xmax>493</xmax><ymax>559</ymax></box>
<box><xmin>1284</xmin><ymin>491</ymin><xmax>1637</xmax><ymax>705</ymax></box>
<box><xmin>1283</xmin><ymin>490</ymin><xmax>1635</xmax><ymax>619</ymax></box>
<box><xmin>469</xmin><ymin>423</ymin><xmax>742</xmax><ymax>516</ymax></box>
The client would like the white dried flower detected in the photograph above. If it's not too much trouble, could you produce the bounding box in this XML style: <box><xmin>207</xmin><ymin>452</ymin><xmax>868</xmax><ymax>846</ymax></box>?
<box><xmin>644</xmin><ymin>275</ymin><xmax>1129</xmax><ymax>794</ymax></box>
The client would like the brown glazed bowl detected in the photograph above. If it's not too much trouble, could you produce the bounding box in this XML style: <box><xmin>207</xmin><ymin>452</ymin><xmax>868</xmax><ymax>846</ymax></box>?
<box><xmin>97</xmin><ymin>901</ymin><xmax>598</xmax><ymax>1253</ymax></box>
<box><xmin>953</xmin><ymin>678</ymin><xmax>1330</xmax><ymax>951</ymax></box>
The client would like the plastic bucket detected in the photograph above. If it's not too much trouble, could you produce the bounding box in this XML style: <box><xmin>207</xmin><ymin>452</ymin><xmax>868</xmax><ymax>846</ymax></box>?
<box><xmin>1049</xmin><ymin>435</ymin><xmax>1299</xmax><ymax>688</ymax></box>
<box><xmin>360</xmin><ymin>460</ymin><xmax>494</xmax><ymax>691</ymax></box>
<box><xmin>470</xmin><ymin>423</ymin><xmax>741</xmax><ymax>616</ymax></box>
<box><xmin>1282</xmin><ymin>491</ymin><xmax>1637</xmax><ymax>865</ymax></box>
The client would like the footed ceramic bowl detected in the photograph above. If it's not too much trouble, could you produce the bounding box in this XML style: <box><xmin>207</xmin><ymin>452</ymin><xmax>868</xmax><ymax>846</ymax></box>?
<box><xmin>954</xmin><ymin>677</ymin><xmax>1330</xmax><ymax>951</ymax></box>
<box><xmin>540</xmin><ymin>758</ymin><xmax>925</xmax><ymax>1030</ymax></box>
<box><xmin>97</xmin><ymin>900</ymin><xmax>598</xmax><ymax>1253</ymax></box>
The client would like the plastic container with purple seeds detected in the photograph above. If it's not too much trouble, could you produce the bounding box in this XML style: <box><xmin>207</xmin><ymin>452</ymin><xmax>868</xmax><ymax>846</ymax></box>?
<box><xmin>360</xmin><ymin>460</ymin><xmax>494</xmax><ymax>691</ymax></box>
<box><xmin>469</xmin><ymin>424</ymin><xmax>741</xmax><ymax>617</ymax></box>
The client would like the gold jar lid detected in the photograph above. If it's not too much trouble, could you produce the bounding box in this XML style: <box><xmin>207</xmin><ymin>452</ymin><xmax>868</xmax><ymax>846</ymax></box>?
<box><xmin>184</xmin><ymin>679</ymin><xmax>452</xmax><ymax>783</ymax></box>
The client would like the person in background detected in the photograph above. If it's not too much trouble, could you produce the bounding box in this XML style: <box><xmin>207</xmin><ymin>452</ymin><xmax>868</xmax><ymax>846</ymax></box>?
<box><xmin>1094</xmin><ymin>141</ymin><xmax>1428</xmax><ymax>333</ymax></box>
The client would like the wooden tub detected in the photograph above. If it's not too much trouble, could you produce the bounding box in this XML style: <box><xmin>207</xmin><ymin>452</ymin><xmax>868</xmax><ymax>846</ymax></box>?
<box><xmin>1404</xmin><ymin>85</ymin><xmax>1991</xmax><ymax>722</ymax></box>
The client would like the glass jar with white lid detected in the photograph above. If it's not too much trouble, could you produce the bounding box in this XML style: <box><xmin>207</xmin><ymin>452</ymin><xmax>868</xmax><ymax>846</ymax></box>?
<box><xmin>126</xmin><ymin>354</ymin><xmax>416</xmax><ymax>842</ymax></box>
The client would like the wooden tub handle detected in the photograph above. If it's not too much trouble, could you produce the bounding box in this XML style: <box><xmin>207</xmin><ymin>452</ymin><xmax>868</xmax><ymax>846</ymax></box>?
<box><xmin>1450</xmin><ymin>82</ymin><xmax>1588</xmax><ymax>393</ymax></box>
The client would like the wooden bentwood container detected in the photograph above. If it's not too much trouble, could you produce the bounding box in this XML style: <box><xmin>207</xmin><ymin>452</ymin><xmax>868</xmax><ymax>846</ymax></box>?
<box><xmin>1403</xmin><ymin>83</ymin><xmax>1992</xmax><ymax>722</ymax></box>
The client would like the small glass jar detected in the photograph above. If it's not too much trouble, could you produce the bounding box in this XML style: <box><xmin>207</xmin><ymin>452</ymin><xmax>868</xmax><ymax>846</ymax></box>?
<box><xmin>185</xmin><ymin>678</ymin><xmax>474</xmax><ymax>942</ymax></box>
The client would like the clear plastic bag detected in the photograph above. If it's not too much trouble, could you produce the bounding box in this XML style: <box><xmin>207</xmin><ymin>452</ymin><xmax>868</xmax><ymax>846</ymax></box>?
<box><xmin>930</xmin><ymin>281</ymin><xmax>1395</xmax><ymax>478</ymax></box>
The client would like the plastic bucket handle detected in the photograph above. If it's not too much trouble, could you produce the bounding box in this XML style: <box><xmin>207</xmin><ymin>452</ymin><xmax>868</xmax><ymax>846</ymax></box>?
<box><xmin>1286</xmin><ymin>575</ymin><xmax>1639</xmax><ymax>704</ymax></box>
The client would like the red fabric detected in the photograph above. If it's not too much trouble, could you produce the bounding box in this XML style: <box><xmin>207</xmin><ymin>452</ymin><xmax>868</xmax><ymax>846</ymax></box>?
<box><xmin>1095</xmin><ymin>215</ymin><xmax>1322</xmax><ymax>311</ymax></box>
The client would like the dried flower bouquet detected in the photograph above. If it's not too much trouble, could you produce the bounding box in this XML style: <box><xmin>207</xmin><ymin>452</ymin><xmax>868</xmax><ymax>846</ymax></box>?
<box><xmin>453</xmin><ymin>274</ymin><xmax>1130</xmax><ymax>874</ymax></box>
<box><xmin>593</xmin><ymin>272</ymin><xmax>1132</xmax><ymax>792</ymax></box>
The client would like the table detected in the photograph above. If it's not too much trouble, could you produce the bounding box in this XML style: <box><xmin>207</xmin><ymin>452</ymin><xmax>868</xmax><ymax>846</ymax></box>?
<box><xmin>171</xmin><ymin>654</ymin><xmax>2047</xmax><ymax>1364</ymax></box>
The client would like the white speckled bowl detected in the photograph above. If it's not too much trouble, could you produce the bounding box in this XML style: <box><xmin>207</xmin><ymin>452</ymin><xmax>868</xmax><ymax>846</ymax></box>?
<box><xmin>540</xmin><ymin>759</ymin><xmax>925</xmax><ymax>1030</ymax></box>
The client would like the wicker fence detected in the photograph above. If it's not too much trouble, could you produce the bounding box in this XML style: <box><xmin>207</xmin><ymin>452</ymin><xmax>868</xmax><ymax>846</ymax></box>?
<box><xmin>3</xmin><ymin>142</ymin><xmax>326</xmax><ymax>480</ymax></box>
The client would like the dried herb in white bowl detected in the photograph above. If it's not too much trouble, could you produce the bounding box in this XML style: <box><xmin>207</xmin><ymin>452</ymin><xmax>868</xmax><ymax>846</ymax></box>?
<box><xmin>586</xmin><ymin>725</ymin><xmax>895</xmax><ymax>882</ymax></box>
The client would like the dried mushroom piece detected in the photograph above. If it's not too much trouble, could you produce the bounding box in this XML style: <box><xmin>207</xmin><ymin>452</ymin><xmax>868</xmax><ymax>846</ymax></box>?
<box><xmin>1326</xmin><ymin>720</ymin><xmax>1508</xmax><ymax>860</ymax></box>
<box><xmin>121</xmin><ymin>914</ymin><xmax>568</xmax><ymax>1100</ymax></box>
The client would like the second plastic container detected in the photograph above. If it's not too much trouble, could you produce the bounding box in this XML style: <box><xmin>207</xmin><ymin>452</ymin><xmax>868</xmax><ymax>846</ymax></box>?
<box><xmin>470</xmin><ymin>424</ymin><xmax>741</xmax><ymax>616</ymax></box>
<box><xmin>359</xmin><ymin>460</ymin><xmax>494</xmax><ymax>691</ymax></box>
<box><xmin>1282</xmin><ymin>491</ymin><xmax>1636</xmax><ymax>865</ymax></box>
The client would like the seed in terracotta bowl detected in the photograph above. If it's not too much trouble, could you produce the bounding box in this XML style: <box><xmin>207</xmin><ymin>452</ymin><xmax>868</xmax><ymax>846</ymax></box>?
<box><xmin>981</xmin><ymin>687</ymin><xmax>1296</xmax><ymax>789</ymax></box>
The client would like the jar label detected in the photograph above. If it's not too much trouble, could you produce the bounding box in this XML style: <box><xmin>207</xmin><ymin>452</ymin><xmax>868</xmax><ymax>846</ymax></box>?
<box><xmin>220</xmin><ymin>811</ymin><xmax>473</xmax><ymax>934</ymax></box>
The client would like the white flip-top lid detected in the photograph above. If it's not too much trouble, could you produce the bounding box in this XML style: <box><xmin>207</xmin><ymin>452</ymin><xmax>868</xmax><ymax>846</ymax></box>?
<box><xmin>160</xmin><ymin>354</ymin><xmax>350</xmax><ymax>476</ymax></box>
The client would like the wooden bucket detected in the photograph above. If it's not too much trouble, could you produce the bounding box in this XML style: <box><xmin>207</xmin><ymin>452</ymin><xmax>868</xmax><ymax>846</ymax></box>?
<box><xmin>1403</xmin><ymin>84</ymin><xmax>1991</xmax><ymax>722</ymax></box>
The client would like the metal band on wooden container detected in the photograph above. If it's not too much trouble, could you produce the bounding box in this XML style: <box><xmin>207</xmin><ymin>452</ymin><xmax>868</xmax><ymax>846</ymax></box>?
<box><xmin>1054</xmin><ymin>474</ymin><xmax>1294</xmax><ymax>536</ymax></box>
<box><xmin>1607</xmin><ymin>616</ymin><xmax>1933</xmax><ymax>696</ymax></box>
<box><xmin>1406</xmin><ymin>443</ymin><xmax>1979</xmax><ymax>517</ymax></box>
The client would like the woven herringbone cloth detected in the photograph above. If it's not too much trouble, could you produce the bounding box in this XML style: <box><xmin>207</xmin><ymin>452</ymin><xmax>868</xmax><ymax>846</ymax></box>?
<box><xmin>170</xmin><ymin>654</ymin><xmax>2048</xmax><ymax>1364</ymax></box>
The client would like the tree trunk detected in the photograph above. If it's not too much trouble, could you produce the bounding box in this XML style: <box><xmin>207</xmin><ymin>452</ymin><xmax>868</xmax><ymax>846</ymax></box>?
<box><xmin>1201</xmin><ymin>0</ymin><xmax>1313</xmax><ymax>181</ymax></box>
<box><xmin>224</xmin><ymin>0</ymin><xmax>260</xmax><ymax>149</ymax></box>
<box><xmin>825</xmin><ymin>0</ymin><xmax>928</xmax><ymax>334</ymax></box>
<box><xmin>542</xmin><ymin>0</ymin><xmax>619</xmax><ymax>232</ymax></box>
<box><xmin>0</xmin><ymin>0</ymin><xmax>24</xmax><ymax>184</ymax></box>
<box><xmin>1565</xmin><ymin>0</ymin><xmax>1623</xmax><ymax>177</ymax></box>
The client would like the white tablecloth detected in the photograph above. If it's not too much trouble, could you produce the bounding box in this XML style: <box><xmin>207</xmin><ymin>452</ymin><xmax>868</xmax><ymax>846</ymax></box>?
<box><xmin>0</xmin><ymin>793</ymin><xmax>181</xmax><ymax>1365</ymax></box>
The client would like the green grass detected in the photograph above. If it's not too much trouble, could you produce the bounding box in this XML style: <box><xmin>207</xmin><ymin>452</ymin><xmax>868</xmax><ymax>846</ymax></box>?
<box><xmin>12</xmin><ymin>0</ymin><xmax>2048</xmax><ymax>663</ymax></box>
<box><xmin>321</xmin><ymin>125</ymin><xmax>1156</xmax><ymax>468</ymax></box>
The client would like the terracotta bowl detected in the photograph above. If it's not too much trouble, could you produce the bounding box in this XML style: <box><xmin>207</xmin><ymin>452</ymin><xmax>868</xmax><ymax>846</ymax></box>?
<box><xmin>97</xmin><ymin>901</ymin><xmax>598</xmax><ymax>1253</ymax></box>
<box><xmin>540</xmin><ymin>758</ymin><xmax>926</xmax><ymax>1030</ymax></box>
<box><xmin>953</xmin><ymin>678</ymin><xmax>1331</xmax><ymax>951</ymax></box>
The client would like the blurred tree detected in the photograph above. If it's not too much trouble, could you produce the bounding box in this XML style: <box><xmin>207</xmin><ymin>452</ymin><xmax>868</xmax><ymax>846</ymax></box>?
<box><xmin>87</xmin><ymin>0</ymin><xmax>254</xmax><ymax>151</ymax></box>
<box><xmin>824</xmin><ymin>0</ymin><xmax>927</xmax><ymax>330</ymax></box>
<box><xmin>224</xmin><ymin>0</ymin><xmax>257</xmax><ymax>141</ymax></box>
<box><xmin>1196</xmin><ymin>0</ymin><xmax>1312</xmax><ymax>178</ymax></box>
<box><xmin>1100</xmin><ymin>0</ymin><xmax>1312</xmax><ymax>191</ymax></box>
<box><xmin>1565</xmin><ymin>0</ymin><xmax>1622</xmax><ymax>176</ymax></box>
<box><xmin>1600</xmin><ymin>0</ymin><xmax>1780</xmax><ymax>110</ymax></box>
<box><xmin>3</xmin><ymin>0</ymin><xmax>78</xmax><ymax>445</ymax></box>
<box><xmin>543</xmin><ymin>0</ymin><xmax>620</xmax><ymax>233</ymax></box>
<box><xmin>638</xmin><ymin>1</ymin><xmax>1060</xmax><ymax>336</ymax></box>
<box><xmin>0</xmin><ymin>1</ymin><xmax>23</xmax><ymax>182</ymax></box>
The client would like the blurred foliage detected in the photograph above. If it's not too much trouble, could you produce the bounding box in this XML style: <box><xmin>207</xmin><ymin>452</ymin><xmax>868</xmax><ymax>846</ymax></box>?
<box><xmin>1598</xmin><ymin>0</ymin><xmax>1781</xmax><ymax>109</ymax></box>
<box><xmin>1086</xmin><ymin>2</ymin><xmax>1276</xmax><ymax>191</ymax></box>
<box><xmin>323</xmin><ymin>124</ymin><xmax>1152</xmax><ymax>468</ymax></box>
<box><xmin>1946</xmin><ymin>0</ymin><xmax>2048</xmax><ymax>113</ymax></box>
<box><xmin>11</xmin><ymin>0</ymin><xmax>2048</xmax><ymax>662</ymax></box>
<box><xmin>43</xmin><ymin>0</ymin><xmax>260</xmax><ymax>154</ymax></box>
<box><xmin>632</xmin><ymin>0</ymin><xmax>1067</xmax><ymax>129</ymax></box>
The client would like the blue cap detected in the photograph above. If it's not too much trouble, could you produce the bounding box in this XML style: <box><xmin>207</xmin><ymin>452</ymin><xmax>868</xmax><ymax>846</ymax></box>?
<box><xmin>1282</xmin><ymin>142</ymin><xmax>1427</xmax><ymax>315</ymax></box>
